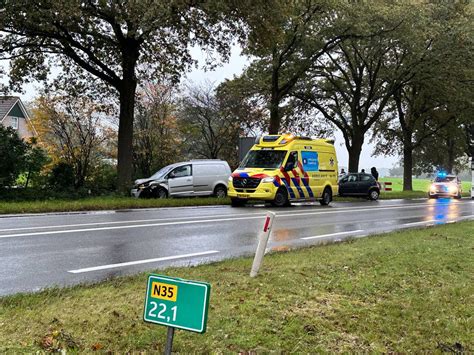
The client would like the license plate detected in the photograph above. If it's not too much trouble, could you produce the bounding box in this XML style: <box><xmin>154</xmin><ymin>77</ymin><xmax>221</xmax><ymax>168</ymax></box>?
<box><xmin>237</xmin><ymin>193</ymin><xmax>250</xmax><ymax>198</ymax></box>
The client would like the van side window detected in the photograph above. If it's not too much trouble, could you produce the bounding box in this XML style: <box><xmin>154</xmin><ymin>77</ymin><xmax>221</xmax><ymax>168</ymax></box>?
<box><xmin>171</xmin><ymin>165</ymin><xmax>191</xmax><ymax>178</ymax></box>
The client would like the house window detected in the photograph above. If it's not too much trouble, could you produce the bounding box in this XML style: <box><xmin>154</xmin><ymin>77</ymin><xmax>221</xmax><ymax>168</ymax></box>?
<box><xmin>10</xmin><ymin>117</ymin><xmax>19</xmax><ymax>130</ymax></box>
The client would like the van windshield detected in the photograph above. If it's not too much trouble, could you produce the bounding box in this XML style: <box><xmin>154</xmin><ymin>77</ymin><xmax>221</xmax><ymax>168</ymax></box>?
<box><xmin>150</xmin><ymin>166</ymin><xmax>173</xmax><ymax>180</ymax></box>
<box><xmin>239</xmin><ymin>150</ymin><xmax>287</xmax><ymax>169</ymax></box>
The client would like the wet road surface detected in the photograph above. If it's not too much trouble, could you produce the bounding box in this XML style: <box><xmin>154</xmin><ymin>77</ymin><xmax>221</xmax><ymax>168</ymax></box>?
<box><xmin>0</xmin><ymin>198</ymin><xmax>472</xmax><ymax>295</ymax></box>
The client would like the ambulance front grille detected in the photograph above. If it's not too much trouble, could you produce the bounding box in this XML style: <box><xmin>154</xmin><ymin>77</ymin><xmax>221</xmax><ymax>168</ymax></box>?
<box><xmin>235</xmin><ymin>189</ymin><xmax>256</xmax><ymax>193</ymax></box>
<box><xmin>233</xmin><ymin>177</ymin><xmax>261</xmax><ymax>189</ymax></box>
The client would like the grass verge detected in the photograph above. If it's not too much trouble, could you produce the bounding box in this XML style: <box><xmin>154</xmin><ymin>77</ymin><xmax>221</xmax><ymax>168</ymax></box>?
<box><xmin>1</xmin><ymin>221</ymin><xmax>472</xmax><ymax>352</ymax></box>
<box><xmin>0</xmin><ymin>196</ymin><xmax>230</xmax><ymax>215</ymax></box>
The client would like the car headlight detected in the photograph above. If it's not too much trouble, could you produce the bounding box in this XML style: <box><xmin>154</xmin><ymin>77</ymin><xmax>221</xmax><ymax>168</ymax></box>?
<box><xmin>262</xmin><ymin>177</ymin><xmax>275</xmax><ymax>183</ymax></box>
<box><xmin>430</xmin><ymin>184</ymin><xmax>436</xmax><ymax>192</ymax></box>
<box><xmin>448</xmin><ymin>185</ymin><xmax>457</xmax><ymax>194</ymax></box>
<box><xmin>228</xmin><ymin>176</ymin><xmax>233</xmax><ymax>182</ymax></box>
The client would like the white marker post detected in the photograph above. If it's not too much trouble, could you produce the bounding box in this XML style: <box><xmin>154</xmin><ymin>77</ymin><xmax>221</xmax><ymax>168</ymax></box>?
<box><xmin>250</xmin><ymin>211</ymin><xmax>276</xmax><ymax>277</ymax></box>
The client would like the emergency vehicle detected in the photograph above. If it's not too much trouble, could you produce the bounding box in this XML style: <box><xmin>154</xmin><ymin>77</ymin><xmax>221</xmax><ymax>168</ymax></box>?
<box><xmin>228</xmin><ymin>134</ymin><xmax>339</xmax><ymax>207</ymax></box>
<box><xmin>428</xmin><ymin>172</ymin><xmax>463</xmax><ymax>199</ymax></box>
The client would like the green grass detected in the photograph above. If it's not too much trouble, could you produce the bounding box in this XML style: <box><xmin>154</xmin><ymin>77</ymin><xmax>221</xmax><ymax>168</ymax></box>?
<box><xmin>1</xmin><ymin>221</ymin><xmax>472</xmax><ymax>352</ymax></box>
<box><xmin>0</xmin><ymin>196</ymin><xmax>230</xmax><ymax>215</ymax></box>
<box><xmin>380</xmin><ymin>177</ymin><xmax>472</xmax><ymax>194</ymax></box>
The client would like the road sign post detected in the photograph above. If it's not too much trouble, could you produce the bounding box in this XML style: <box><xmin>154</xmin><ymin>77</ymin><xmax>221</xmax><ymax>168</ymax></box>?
<box><xmin>144</xmin><ymin>274</ymin><xmax>211</xmax><ymax>352</ymax></box>
<box><xmin>164</xmin><ymin>326</ymin><xmax>175</xmax><ymax>355</ymax></box>
<box><xmin>250</xmin><ymin>211</ymin><xmax>276</xmax><ymax>277</ymax></box>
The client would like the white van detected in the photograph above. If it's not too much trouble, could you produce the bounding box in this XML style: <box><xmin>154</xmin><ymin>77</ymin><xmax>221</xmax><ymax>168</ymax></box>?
<box><xmin>131</xmin><ymin>160</ymin><xmax>231</xmax><ymax>198</ymax></box>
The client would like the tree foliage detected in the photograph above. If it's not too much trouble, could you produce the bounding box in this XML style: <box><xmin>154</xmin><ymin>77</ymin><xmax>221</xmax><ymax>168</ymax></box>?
<box><xmin>31</xmin><ymin>95</ymin><xmax>116</xmax><ymax>189</ymax></box>
<box><xmin>224</xmin><ymin>0</ymin><xmax>357</xmax><ymax>134</ymax></box>
<box><xmin>293</xmin><ymin>2</ymin><xmax>437</xmax><ymax>173</ymax></box>
<box><xmin>133</xmin><ymin>83</ymin><xmax>181</xmax><ymax>178</ymax></box>
<box><xmin>0</xmin><ymin>0</ymin><xmax>239</xmax><ymax>191</ymax></box>
<box><xmin>371</xmin><ymin>2</ymin><xmax>473</xmax><ymax>189</ymax></box>
<box><xmin>177</xmin><ymin>82</ymin><xmax>243</xmax><ymax>167</ymax></box>
<box><xmin>0</xmin><ymin>126</ymin><xmax>28</xmax><ymax>187</ymax></box>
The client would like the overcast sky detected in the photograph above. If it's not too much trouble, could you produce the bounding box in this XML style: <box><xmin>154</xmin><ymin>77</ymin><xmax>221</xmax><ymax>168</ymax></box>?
<box><xmin>1</xmin><ymin>46</ymin><xmax>398</xmax><ymax>172</ymax></box>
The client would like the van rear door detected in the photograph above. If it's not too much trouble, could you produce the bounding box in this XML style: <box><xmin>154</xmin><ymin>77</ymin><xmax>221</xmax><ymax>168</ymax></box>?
<box><xmin>192</xmin><ymin>163</ymin><xmax>214</xmax><ymax>195</ymax></box>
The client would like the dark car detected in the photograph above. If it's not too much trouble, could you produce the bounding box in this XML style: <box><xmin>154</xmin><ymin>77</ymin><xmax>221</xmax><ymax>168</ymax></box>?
<box><xmin>338</xmin><ymin>173</ymin><xmax>380</xmax><ymax>200</ymax></box>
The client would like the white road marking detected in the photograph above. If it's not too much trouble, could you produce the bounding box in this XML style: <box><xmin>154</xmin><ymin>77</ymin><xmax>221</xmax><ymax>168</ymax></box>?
<box><xmin>0</xmin><ymin>212</ymin><xmax>266</xmax><ymax>233</ymax></box>
<box><xmin>301</xmin><ymin>230</ymin><xmax>364</xmax><ymax>240</ymax></box>
<box><xmin>1</xmin><ymin>203</ymin><xmax>472</xmax><ymax>239</ymax></box>
<box><xmin>402</xmin><ymin>220</ymin><xmax>436</xmax><ymax>227</ymax></box>
<box><xmin>0</xmin><ymin>216</ymin><xmax>265</xmax><ymax>239</ymax></box>
<box><xmin>277</xmin><ymin>203</ymin><xmax>457</xmax><ymax>218</ymax></box>
<box><xmin>68</xmin><ymin>250</ymin><xmax>220</xmax><ymax>274</ymax></box>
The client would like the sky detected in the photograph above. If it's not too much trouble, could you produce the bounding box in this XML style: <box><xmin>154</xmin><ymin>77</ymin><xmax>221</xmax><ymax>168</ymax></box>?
<box><xmin>1</xmin><ymin>45</ymin><xmax>398</xmax><ymax>173</ymax></box>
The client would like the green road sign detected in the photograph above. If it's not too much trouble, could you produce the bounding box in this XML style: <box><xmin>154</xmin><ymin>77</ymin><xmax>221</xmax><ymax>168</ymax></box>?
<box><xmin>143</xmin><ymin>274</ymin><xmax>211</xmax><ymax>333</ymax></box>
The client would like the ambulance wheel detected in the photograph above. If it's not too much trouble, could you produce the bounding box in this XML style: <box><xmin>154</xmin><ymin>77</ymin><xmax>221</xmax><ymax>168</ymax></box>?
<box><xmin>320</xmin><ymin>187</ymin><xmax>332</xmax><ymax>206</ymax></box>
<box><xmin>454</xmin><ymin>192</ymin><xmax>462</xmax><ymax>199</ymax></box>
<box><xmin>271</xmin><ymin>187</ymin><xmax>290</xmax><ymax>207</ymax></box>
<box><xmin>231</xmin><ymin>198</ymin><xmax>246</xmax><ymax>207</ymax></box>
<box><xmin>214</xmin><ymin>184</ymin><xmax>227</xmax><ymax>198</ymax></box>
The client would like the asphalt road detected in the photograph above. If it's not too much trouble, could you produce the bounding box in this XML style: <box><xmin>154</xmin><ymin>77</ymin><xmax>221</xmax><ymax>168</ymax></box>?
<box><xmin>0</xmin><ymin>198</ymin><xmax>473</xmax><ymax>296</ymax></box>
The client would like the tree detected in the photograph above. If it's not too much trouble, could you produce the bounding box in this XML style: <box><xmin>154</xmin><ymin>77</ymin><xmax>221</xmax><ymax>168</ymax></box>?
<box><xmin>230</xmin><ymin>0</ymin><xmax>354</xmax><ymax>133</ymax></box>
<box><xmin>23</xmin><ymin>138</ymin><xmax>50</xmax><ymax>188</ymax></box>
<box><xmin>31</xmin><ymin>95</ymin><xmax>115</xmax><ymax>189</ymax></box>
<box><xmin>0</xmin><ymin>126</ymin><xmax>28</xmax><ymax>187</ymax></box>
<box><xmin>0</xmin><ymin>1</ymin><xmax>237</xmax><ymax>192</ymax></box>
<box><xmin>413</xmin><ymin>119</ymin><xmax>468</xmax><ymax>175</ymax></box>
<box><xmin>371</xmin><ymin>2</ymin><xmax>473</xmax><ymax>189</ymax></box>
<box><xmin>133</xmin><ymin>83</ymin><xmax>181</xmax><ymax>178</ymax></box>
<box><xmin>177</xmin><ymin>82</ymin><xmax>242</xmax><ymax>166</ymax></box>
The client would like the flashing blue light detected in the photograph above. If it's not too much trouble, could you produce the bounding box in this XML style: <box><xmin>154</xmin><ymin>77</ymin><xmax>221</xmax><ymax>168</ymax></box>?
<box><xmin>437</xmin><ymin>171</ymin><xmax>447</xmax><ymax>178</ymax></box>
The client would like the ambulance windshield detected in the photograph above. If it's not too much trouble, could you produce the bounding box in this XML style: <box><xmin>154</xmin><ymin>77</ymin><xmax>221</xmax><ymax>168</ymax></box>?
<box><xmin>239</xmin><ymin>150</ymin><xmax>287</xmax><ymax>169</ymax></box>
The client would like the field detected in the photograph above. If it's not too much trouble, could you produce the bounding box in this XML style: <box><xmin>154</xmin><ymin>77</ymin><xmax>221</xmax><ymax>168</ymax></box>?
<box><xmin>379</xmin><ymin>177</ymin><xmax>472</xmax><ymax>193</ymax></box>
<box><xmin>0</xmin><ymin>221</ymin><xmax>472</xmax><ymax>352</ymax></box>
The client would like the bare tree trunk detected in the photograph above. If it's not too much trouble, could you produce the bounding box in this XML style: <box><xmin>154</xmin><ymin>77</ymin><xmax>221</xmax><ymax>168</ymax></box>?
<box><xmin>403</xmin><ymin>145</ymin><xmax>413</xmax><ymax>191</ymax></box>
<box><xmin>347</xmin><ymin>135</ymin><xmax>363</xmax><ymax>173</ymax></box>
<box><xmin>117</xmin><ymin>78</ymin><xmax>137</xmax><ymax>193</ymax></box>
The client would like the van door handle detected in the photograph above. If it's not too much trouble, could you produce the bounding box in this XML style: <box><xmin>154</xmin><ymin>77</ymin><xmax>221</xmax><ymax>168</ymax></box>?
<box><xmin>186</xmin><ymin>179</ymin><xmax>191</xmax><ymax>182</ymax></box>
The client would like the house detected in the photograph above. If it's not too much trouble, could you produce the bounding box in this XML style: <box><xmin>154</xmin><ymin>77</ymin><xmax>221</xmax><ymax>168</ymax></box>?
<box><xmin>0</xmin><ymin>96</ymin><xmax>36</xmax><ymax>139</ymax></box>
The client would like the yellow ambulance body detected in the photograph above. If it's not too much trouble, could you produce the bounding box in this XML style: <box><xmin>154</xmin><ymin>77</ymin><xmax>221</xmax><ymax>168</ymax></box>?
<box><xmin>228</xmin><ymin>134</ymin><xmax>339</xmax><ymax>207</ymax></box>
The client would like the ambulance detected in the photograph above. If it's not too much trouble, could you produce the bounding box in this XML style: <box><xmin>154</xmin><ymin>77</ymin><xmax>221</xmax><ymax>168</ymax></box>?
<box><xmin>228</xmin><ymin>134</ymin><xmax>339</xmax><ymax>207</ymax></box>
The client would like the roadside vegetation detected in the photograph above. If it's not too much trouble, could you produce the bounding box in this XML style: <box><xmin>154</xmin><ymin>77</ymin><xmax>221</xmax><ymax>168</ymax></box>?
<box><xmin>0</xmin><ymin>196</ymin><xmax>230</xmax><ymax>215</ymax></box>
<box><xmin>0</xmin><ymin>221</ymin><xmax>472</xmax><ymax>352</ymax></box>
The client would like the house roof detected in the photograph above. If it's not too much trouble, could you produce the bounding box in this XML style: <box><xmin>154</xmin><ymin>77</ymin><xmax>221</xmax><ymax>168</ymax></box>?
<box><xmin>0</xmin><ymin>96</ymin><xmax>37</xmax><ymax>136</ymax></box>
<box><xmin>0</xmin><ymin>96</ymin><xmax>21</xmax><ymax>122</ymax></box>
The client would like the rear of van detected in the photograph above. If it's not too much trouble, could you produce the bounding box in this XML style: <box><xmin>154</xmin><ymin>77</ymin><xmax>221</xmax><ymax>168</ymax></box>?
<box><xmin>192</xmin><ymin>160</ymin><xmax>231</xmax><ymax>197</ymax></box>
